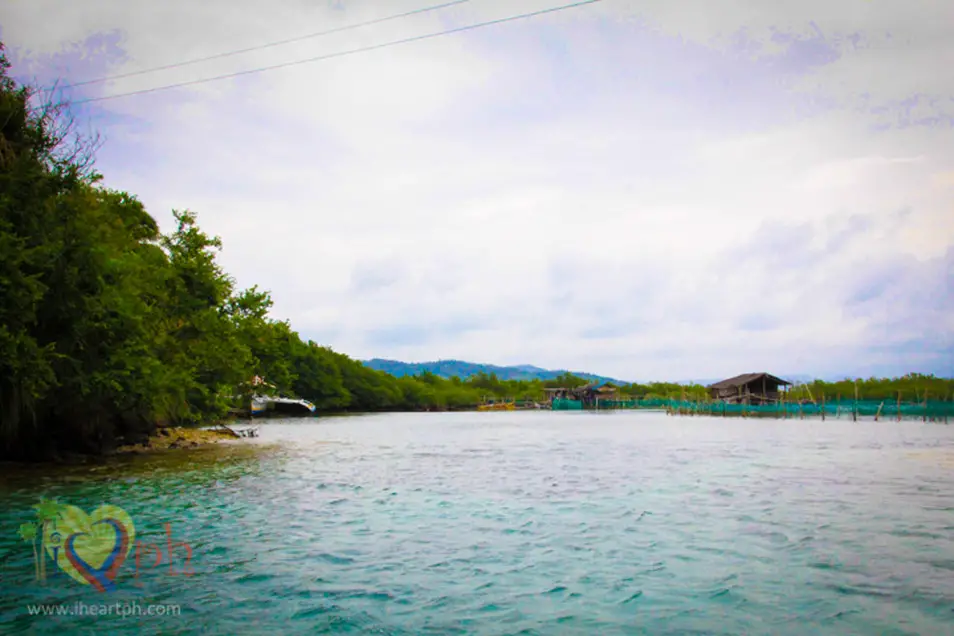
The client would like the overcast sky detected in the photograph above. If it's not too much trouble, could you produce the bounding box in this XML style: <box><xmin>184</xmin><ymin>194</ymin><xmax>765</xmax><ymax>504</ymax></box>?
<box><xmin>2</xmin><ymin>0</ymin><xmax>952</xmax><ymax>382</ymax></box>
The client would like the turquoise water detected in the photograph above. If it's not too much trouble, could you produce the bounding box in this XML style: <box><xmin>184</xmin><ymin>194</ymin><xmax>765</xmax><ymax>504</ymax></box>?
<box><xmin>1</xmin><ymin>412</ymin><xmax>953</xmax><ymax>635</ymax></box>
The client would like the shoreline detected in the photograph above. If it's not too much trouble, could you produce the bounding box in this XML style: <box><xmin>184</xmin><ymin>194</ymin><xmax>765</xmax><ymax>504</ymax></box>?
<box><xmin>115</xmin><ymin>425</ymin><xmax>251</xmax><ymax>454</ymax></box>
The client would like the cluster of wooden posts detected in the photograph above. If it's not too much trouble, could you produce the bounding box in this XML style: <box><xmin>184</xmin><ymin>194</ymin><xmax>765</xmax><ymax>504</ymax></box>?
<box><xmin>663</xmin><ymin>386</ymin><xmax>951</xmax><ymax>423</ymax></box>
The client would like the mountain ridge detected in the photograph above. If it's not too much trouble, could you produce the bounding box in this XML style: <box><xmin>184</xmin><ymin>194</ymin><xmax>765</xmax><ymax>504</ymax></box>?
<box><xmin>363</xmin><ymin>360</ymin><xmax>827</xmax><ymax>386</ymax></box>
<box><xmin>362</xmin><ymin>359</ymin><xmax>624</xmax><ymax>384</ymax></box>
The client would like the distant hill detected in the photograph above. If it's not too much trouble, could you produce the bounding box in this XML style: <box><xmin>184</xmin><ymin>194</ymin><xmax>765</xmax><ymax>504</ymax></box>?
<box><xmin>363</xmin><ymin>359</ymin><xmax>624</xmax><ymax>384</ymax></box>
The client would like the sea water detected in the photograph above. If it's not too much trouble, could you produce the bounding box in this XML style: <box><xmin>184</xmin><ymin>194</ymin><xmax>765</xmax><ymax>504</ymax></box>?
<box><xmin>1</xmin><ymin>411</ymin><xmax>952</xmax><ymax>635</ymax></box>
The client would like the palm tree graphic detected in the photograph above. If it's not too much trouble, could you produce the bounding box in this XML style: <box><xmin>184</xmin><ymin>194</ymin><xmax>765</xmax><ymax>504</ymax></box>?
<box><xmin>24</xmin><ymin>498</ymin><xmax>65</xmax><ymax>582</ymax></box>
<box><xmin>18</xmin><ymin>522</ymin><xmax>39</xmax><ymax>581</ymax></box>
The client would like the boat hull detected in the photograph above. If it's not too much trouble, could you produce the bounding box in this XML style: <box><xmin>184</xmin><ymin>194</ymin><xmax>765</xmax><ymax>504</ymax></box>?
<box><xmin>250</xmin><ymin>395</ymin><xmax>316</xmax><ymax>417</ymax></box>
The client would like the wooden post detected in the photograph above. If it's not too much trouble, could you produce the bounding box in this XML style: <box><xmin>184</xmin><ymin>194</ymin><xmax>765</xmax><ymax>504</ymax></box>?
<box><xmin>821</xmin><ymin>393</ymin><xmax>826</xmax><ymax>421</ymax></box>
<box><xmin>897</xmin><ymin>391</ymin><xmax>902</xmax><ymax>422</ymax></box>
<box><xmin>805</xmin><ymin>382</ymin><xmax>816</xmax><ymax>403</ymax></box>
<box><xmin>853</xmin><ymin>382</ymin><xmax>858</xmax><ymax>422</ymax></box>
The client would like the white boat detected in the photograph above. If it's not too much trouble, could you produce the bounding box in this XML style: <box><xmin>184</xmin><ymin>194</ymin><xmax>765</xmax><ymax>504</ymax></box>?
<box><xmin>250</xmin><ymin>395</ymin><xmax>316</xmax><ymax>416</ymax></box>
<box><xmin>250</xmin><ymin>397</ymin><xmax>269</xmax><ymax>415</ymax></box>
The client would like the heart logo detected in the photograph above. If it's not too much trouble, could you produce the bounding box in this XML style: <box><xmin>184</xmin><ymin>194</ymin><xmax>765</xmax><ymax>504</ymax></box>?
<box><xmin>43</xmin><ymin>504</ymin><xmax>136</xmax><ymax>592</ymax></box>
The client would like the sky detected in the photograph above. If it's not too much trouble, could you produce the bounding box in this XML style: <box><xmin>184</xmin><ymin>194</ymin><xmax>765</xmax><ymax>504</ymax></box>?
<box><xmin>2</xmin><ymin>0</ymin><xmax>952</xmax><ymax>382</ymax></box>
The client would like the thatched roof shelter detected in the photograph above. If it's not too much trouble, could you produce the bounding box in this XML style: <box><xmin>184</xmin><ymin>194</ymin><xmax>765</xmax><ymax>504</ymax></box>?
<box><xmin>707</xmin><ymin>372</ymin><xmax>791</xmax><ymax>404</ymax></box>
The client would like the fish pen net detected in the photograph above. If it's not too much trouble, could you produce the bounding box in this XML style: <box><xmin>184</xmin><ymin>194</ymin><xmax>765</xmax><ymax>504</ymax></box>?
<box><xmin>617</xmin><ymin>399</ymin><xmax>954</xmax><ymax>419</ymax></box>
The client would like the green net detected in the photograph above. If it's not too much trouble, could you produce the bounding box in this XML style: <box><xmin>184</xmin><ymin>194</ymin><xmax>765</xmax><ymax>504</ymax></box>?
<box><xmin>581</xmin><ymin>398</ymin><xmax>954</xmax><ymax>418</ymax></box>
<box><xmin>551</xmin><ymin>398</ymin><xmax>584</xmax><ymax>410</ymax></box>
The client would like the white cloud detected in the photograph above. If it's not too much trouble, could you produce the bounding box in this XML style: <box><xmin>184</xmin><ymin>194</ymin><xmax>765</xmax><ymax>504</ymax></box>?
<box><xmin>2</xmin><ymin>0</ymin><xmax>952</xmax><ymax>380</ymax></box>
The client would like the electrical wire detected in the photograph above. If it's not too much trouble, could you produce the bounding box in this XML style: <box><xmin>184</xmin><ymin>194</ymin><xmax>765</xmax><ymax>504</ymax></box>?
<box><xmin>57</xmin><ymin>0</ymin><xmax>470</xmax><ymax>90</ymax></box>
<box><xmin>69</xmin><ymin>0</ymin><xmax>604</xmax><ymax>106</ymax></box>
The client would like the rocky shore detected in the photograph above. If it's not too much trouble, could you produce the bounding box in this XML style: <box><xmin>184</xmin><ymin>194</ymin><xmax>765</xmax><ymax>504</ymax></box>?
<box><xmin>116</xmin><ymin>425</ymin><xmax>248</xmax><ymax>454</ymax></box>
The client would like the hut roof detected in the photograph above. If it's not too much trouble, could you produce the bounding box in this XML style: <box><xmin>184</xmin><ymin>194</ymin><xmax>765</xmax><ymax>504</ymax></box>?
<box><xmin>580</xmin><ymin>380</ymin><xmax>616</xmax><ymax>389</ymax></box>
<box><xmin>707</xmin><ymin>372</ymin><xmax>791</xmax><ymax>390</ymax></box>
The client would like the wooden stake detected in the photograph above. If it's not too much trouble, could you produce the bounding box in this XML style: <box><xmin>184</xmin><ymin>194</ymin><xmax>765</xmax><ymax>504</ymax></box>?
<box><xmin>853</xmin><ymin>382</ymin><xmax>858</xmax><ymax>422</ymax></box>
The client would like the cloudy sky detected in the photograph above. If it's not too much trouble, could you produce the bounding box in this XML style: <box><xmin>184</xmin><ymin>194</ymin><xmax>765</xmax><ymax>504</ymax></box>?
<box><xmin>2</xmin><ymin>0</ymin><xmax>952</xmax><ymax>382</ymax></box>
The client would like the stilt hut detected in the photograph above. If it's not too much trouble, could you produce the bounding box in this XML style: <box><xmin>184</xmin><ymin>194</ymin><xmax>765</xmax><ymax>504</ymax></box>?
<box><xmin>707</xmin><ymin>373</ymin><xmax>791</xmax><ymax>405</ymax></box>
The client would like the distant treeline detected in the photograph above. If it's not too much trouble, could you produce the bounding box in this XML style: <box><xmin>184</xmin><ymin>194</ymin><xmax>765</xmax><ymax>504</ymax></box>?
<box><xmin>1</xmin><ymin>49</ymin><xmax>950</xmax><ymax>460</ymax></box>
<box><xmin>784</xmin><ymin>375</ymin><xmax>954</xmax><ymax>403</ymax></box>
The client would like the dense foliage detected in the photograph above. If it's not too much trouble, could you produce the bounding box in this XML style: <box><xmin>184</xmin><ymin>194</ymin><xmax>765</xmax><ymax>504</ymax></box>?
<box><xmin>1</xmin><ymin>50</ymin><xmax>950</xmax><ymax>459</ymax></box>
<box><xmin>785</xmin><ymin>374</ymin><xmax>954</xmax><ymax>402</ymax></box>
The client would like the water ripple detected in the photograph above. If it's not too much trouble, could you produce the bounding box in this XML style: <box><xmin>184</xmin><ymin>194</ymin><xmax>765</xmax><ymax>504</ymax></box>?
<box><xmin>1</xmin><ymin>413</ymin><xmax>953</xmax><ymax>635</ymax></box>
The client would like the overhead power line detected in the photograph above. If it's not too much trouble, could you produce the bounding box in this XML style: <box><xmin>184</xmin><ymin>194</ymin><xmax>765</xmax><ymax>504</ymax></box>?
<box><xmin>69</xmin><ymin>0</ymin><xmax>604</xmax><ymax>106</ymax></box>
<box><xmin>57</xmin><ymin>0</ymin><xmax>470</xmax><ymax>90</ymax></box>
